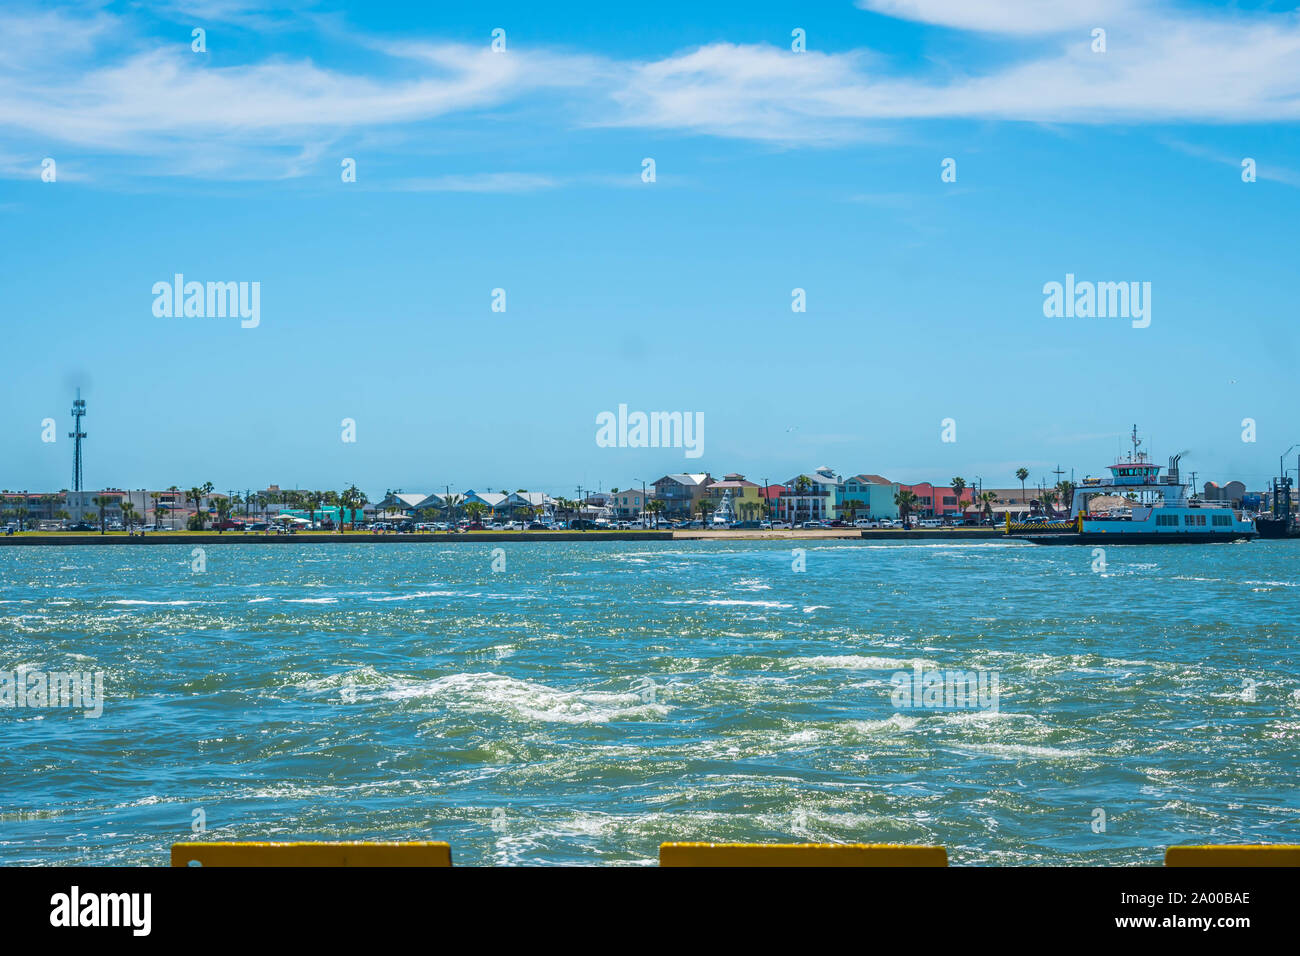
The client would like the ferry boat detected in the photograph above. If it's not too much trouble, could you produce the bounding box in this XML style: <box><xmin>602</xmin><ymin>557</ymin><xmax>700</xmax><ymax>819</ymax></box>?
<box><xmin>1005</xmin><ymin>427</ymin><xmax>1256</xmax><ymax>545</ymax></box>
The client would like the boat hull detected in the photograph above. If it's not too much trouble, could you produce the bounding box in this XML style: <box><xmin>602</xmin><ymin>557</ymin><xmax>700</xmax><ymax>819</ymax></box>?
<box><xmin>1016</xmin><ymin>531</ymin><xmax>1255</xmax><ymax>545</ymax></box>
<box><xmin>1254</xmin><ymin>517</ymin><xmax>1298</xmax><ymax>539</ymax></box>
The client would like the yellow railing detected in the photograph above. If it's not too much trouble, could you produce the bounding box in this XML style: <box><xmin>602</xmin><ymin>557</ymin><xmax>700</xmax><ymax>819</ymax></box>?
<box><xmin>170</xmin><ymin>841</ymin><xmax>452</xmax><ymax>867</ymax></box>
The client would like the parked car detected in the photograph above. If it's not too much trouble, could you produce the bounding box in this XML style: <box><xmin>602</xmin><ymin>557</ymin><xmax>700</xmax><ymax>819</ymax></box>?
<box><xmin>759</xmin><ymin>520</ymin><xmax>773</xmax><ymax>529</ymax></box>
<box><xmin>854</xmin><ymin>518</ymin><xmax>881</xmax><ymax>529</ymax></box>
<box><xmin>919</xmin><ymin>518</ymin><xmax>943</xmax><ymax>528</ymax></box>
<box><xmin>527</xmin><ymin>521</ymin><xmax>548</xmax><ymax>530</ymax></box>
<box><xmin>248</xmin><ymin>522</ymin><xmax>270</xmax><ymax>531</ymax></box>
<box><xmin>770</xmin><ymin>521</ymin><xmax>789</xmax><ymax>529</ymax></box>
<box><xmin>212</xmin><ymin>519</ymin><xmax>244</xmax><ymax>531</ymax></box>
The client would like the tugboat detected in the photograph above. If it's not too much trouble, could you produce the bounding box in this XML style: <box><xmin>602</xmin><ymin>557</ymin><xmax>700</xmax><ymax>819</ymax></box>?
<box><xmin>1254</xmin><ymin>474</ymin><xmax>1297</xmax><ymax>539</ymax></box>
<box><xmin>1005</xmin><ymin>426</ymin><xmax>1256</xmax><ymax>545</ymax></box>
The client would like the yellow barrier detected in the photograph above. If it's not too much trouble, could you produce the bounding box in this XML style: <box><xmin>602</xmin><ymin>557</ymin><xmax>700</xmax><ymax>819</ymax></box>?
<box><xmin>1165</xmin><ymin>845</ymin><xmax>1300</xmax><ymax>867</ymax></box>
<box><xmin>659</xmin><ymin>842</ymin><xmax>947</xmax><ymax>867</ymax></box>
<box><xmin>171</xmin><ymin>841</ymin><xmax>452</xmax><ymax>867</ymax></box>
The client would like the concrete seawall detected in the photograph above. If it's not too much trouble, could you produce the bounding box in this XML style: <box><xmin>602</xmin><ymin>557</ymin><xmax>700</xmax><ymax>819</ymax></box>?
<box><xmin>0</xmin><ymin>529</ymin><xmax>1005</xmax><ymax>546</ymax></box>
<box><xmin>0</xmin><ymin>531</ymin><xmax>676</xmax><ymax>546</ymax></box>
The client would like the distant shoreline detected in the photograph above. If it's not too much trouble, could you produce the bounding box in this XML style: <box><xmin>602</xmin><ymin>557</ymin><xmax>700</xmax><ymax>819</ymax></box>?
<box><xmin>0</xmin><ymin>529</ymin><xmax>1005</xmax><ymax>546</ymax></box>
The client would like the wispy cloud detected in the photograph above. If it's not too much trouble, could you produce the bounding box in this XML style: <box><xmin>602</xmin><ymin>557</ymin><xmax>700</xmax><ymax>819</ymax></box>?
<box><xmin>855</xmin><ymin>0</ymin><xmax>1141</xmax><ymax>36</ymax></box>
<box><xmin>2</xmin><ymin>2</ymin><xmax>1299</xmax><ymax>181</ymax></box>
<box><xmin>1163</xmin><ymin>137</ymin><xmax>1300</xmax><ymax>187</ymax></box>
<box><xmin>394</xmin><ymin>172</ymin><xmax>560</xmax><ymax>193</ymax></box>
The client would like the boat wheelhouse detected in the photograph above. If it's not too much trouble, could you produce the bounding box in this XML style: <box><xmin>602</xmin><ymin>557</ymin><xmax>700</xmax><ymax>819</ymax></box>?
<box><xmin>1006</xmin><ymin>426</ymin><xmax>1256</xmax><ymax>544</ymax></box>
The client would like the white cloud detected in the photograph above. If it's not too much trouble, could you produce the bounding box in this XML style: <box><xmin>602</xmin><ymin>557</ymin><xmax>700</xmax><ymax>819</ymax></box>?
<box><xmin>855</xmin><ymin>0</ymin><xmax>1140</xmax><ymax>35</ymax></box>
<box><xmin>1</xmin><ymin>2</ymin><xmax>1299</xmax><ymax>178</ymax></box>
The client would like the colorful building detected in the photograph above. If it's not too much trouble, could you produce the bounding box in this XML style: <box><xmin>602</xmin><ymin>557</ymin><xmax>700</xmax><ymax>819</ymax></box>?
<box><xmin>896</xmin><ymin>482</ymin><xmax>977</xmax><ymax>518</ymax></box>
<box><xmin>840</xmin><ymin>474</ymin><xmax>900</xmax><ymax>520</ymax></box>
<box><xmin>610</xmin><ymin>487</ymin><xmax>651</xmax><ymax>520</ymax></box>
<box><xmin>703</xmin><ymin>474</ymin><xmax>764</xmax><ymax>521</ymax></box>
<box><xmin>652</xmin><ymin>473</ymin><xmax>713</xmax><ymax>519</ymax></box>
<box><xmin>778</xmin><ymin>466</ymin><xmax>840</xmax><ymax>523</ymax></box>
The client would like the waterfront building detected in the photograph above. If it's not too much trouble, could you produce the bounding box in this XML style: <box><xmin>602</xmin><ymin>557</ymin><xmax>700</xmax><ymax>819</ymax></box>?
<box><xmin>501</xmin><ymin>491</ymin><xmax>555</xmax><ymax>520</ymax></box>
<box><xmin>778</xmin><ymin>467</ymin><xmax>840</xmax><ymax>523</ymax></box>
<box><xmin>841</xmin><ymin>474</ymin><xmax>900</xmax><ymax>520</ymax></box>
<box><xmin>461</xmin><ymin>490</ymin><xmax>508</xmax><ymax>515</ymax></box>
<box><xmin>897</xmin><ymin>481</ymin><xmax>978</xmax><ymax>519</ymax></box>
<box><xmin>703</xmin><ymin>474</ymin><xmax>763</xmax><ymax>521</ymax></box>
<box><xmin>610</xmin><ymin>487</ymin><xmax>651</xmax><ymax>521</ymax></box>
<box><xmin>373</xmin><ymin>492</ymin><xmax>428</xmax><ymax>517</ymax></box>
<box><xmin>651</xmin><ymin>474</ymin><xmax>713</xmax><ymax>519</ymax></box>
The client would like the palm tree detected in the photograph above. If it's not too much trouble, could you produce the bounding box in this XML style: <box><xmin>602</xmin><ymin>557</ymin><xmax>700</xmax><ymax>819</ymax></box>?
<box><xmin>91</xmin><ymin>495</ymin><xmax>110</xmax><ymax>534</ymax></box>
<box><xmin>120</xmin><ymin>501</ymin><xmax>137</xmax><ymax>532</ymax></box>
<box><xmin>55</xmin><ymin>508</ymin><xmax>70</xmax><ymax>528</ymax></box>
<box><xmin>442</xmin><ymin>493</ymin><xmax>463</xmax><ymax>527</ymax></box>
<box><xmin>978</xmin><ymin>490</ymin><xmax>997</xmax><ymax>525</ymax></box>
<box><xmin>339</xmin><ymin>485</ymin><xmax>367</xmax><ymax>531</ymax></box>
<box><xmin>646</xmin><ymin>498</ymin><xmax>666</xmax><ymax>529</ymax></box>
<box><xmin>1040</xmin><ymin>487</ymin><xmax>1058</xmax><ymax>518</ymax></box>
<box><xmin>304</xmin><ymin>491</ymin><xmax>325</xmax><ymax>529</ymax></box>
<box><xmin>1055</xmin><ymin>480</ymin><xmax>1076</xmax><ymax>517</ymax></box>
<box><xmin>213</xmin><ymin>496</ymin><xmax>233</xmax><ymax>533</ymax></box>
<box><xmin>790</xmin><ymin>475</ymin><xmax>813</xmax><ymax>524</ymax></box>
<box><xmin>894</xmin><ymin>489</ymin><xmax>919</xmax><ymax>529</ymax></box>
<box><xmin>1015</xmin><ymin>468</ymin><xmax>1030</xmax><ymax>505</ymax></box>
<box><xmin>696</xmin><ymin>499</ymin><xmax>715</xmax><ymax>526</ymax></box>
<box><xmin>186</xmin><ymin>487</ymin><xmax>206</xmax><ymax>530</ymax></box>
<box><xmin>464</xmin><ymin>501</ymin><xmax>488</xmax><ymax>527</ymax></box>
<box><xmin>950</xmin><ymin>477</ymin><xmax>966</xmax><ymax>523</ymax></box>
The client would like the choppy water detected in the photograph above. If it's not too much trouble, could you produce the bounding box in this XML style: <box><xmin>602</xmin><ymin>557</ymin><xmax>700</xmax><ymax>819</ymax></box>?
<box><xmin>1</xmin><ymin>539</ymin><xmax>1297</xmax><ymax>866</ymax></box>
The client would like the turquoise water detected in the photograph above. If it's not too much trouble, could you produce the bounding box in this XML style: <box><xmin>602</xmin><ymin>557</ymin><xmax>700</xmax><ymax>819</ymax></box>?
<box><xmin>1</xmin><ymin>539</ymin><xmax>1297</xmax><ymax>866</ymax></box>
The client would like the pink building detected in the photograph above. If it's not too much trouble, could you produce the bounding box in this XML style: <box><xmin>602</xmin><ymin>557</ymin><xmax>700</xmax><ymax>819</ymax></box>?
<box><xmin>896</xmin><ymin>482</ymin><xmax>976</xmax><ymax>518</ymax></box>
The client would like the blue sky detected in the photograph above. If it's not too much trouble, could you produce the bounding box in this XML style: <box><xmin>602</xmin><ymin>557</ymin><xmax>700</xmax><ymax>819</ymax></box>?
<box><xmin>3</xmin><ymin>0</ymin><xmax>1299</xmax><ymax>500</ymax></box>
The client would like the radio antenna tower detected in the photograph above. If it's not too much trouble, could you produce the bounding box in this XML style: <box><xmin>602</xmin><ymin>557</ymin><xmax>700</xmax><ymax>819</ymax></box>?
<box><xmin>69</xmin><ymin>388</ymin><xmax>87</xmax><ymax>492</ymax></box>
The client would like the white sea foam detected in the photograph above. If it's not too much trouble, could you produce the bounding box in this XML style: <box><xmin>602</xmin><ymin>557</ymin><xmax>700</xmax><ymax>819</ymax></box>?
<box><xmin>958</xmin><ymin>742</ymin><xmax>1087</xmax><ymax>759</ymax></box>
<box><xmin>110</xmin><ymin>599</ymin><xmax>202</xmax><ymax>606</ymax></box>
<box><xmin>367</xmin><ymin>591</ymin><xmax>479</xmax><ymax>601</ymax></box>
<box><xmin>381</xmin><ymin>672</ymin><xmax>669</xmax><ymax>724</ymax></box>
<box><xmin>664</xmin><ymin>599</ymin><xmax>794</xmax><ymax>609</ymax></box>
<box><xmin>792</xmin><ymin>655</ymin><xmax>938</xmax><ymax>671</ymax></box>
